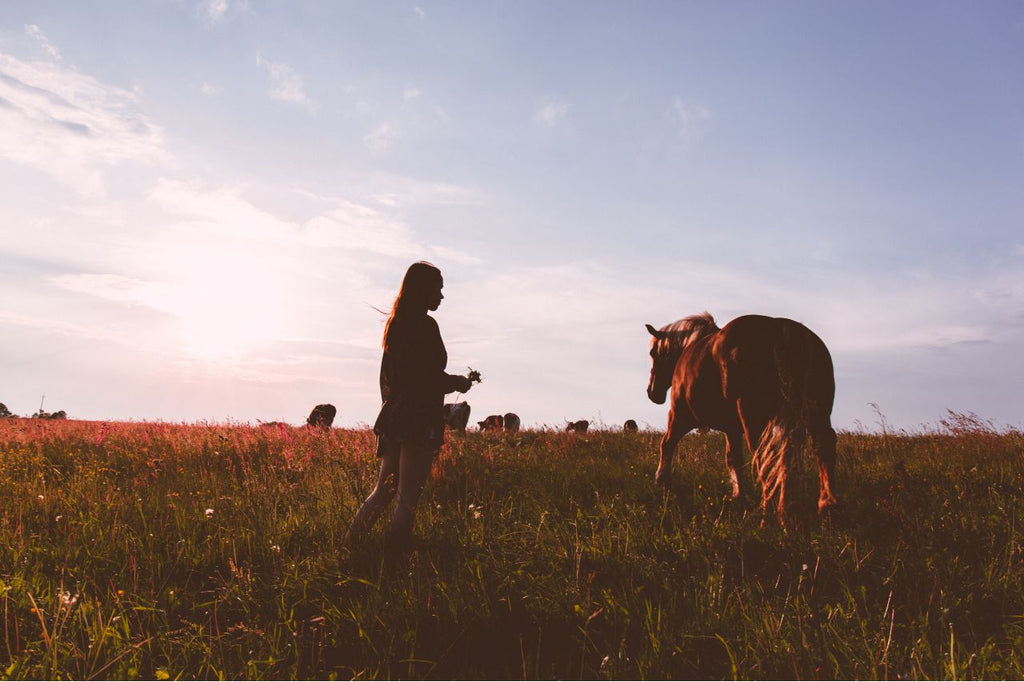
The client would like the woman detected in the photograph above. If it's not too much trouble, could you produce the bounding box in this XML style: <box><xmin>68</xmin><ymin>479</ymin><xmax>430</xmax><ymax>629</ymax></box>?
<box><xmin>345</xmin><ymin>261</ymin><xmax>474</xmax><ymax>547</ymax></box>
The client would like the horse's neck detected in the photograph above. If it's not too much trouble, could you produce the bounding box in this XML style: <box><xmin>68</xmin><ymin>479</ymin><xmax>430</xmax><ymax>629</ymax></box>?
<box><xmin>668</xmin><ymin>330</ymin><xmax>702</xmax><ymax>353</ymax></box>
<box><xmin>661</xmin><ymin>340</ymin><xmax>686</xmax><ymax>363</ymax></box>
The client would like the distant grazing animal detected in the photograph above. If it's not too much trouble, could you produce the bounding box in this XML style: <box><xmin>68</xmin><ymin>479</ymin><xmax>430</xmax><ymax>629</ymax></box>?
<box><xmin>566</xmin><ymin>420</ymin><xmax>589</xmax><ymax>433</ymax></box>
<box><xmin>306</xmin><ymin>404</ymin><xmax>337</xmax><ymax>428</ymax></box>
<box><xmin>443</xmin><ymin>402</ymin><xmax>472</xmax><ymax>433</ymax></box>
<box><xmin>646</xmin><ymin>312</ymin><xmax>838</xmax><ymax>523</ymax></box>
<box><xmin>623</xmin><ymin>419</ymin><xmax>638</xmax><ymax>432</ymax></box>
<box><xmin>503</xmin><ymin>412</ymin><xmax>521</xmax><ymax>433</ymax></box>
<box><xmin>478</xmin><ymin>415</ymin><xmax>504</xmax><ymax>431</ymax></box>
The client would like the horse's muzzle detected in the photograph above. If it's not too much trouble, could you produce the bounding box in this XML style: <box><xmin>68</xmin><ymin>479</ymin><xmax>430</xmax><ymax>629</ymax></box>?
<box><xmin>647</xmin><ymin>387</ymin><xmax>666</xmax><ymax>405</ymax></box>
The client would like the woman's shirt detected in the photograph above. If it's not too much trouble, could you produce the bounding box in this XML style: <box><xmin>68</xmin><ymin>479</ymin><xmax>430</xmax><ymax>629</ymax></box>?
<box><xmin>374</xmin><ymin>313</ymin><xmax>459</xmax><ymax>448</ymax></box>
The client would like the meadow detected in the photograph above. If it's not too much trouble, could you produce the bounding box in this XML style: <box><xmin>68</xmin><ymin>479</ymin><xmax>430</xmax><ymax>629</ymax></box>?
<box><xmin>0</xmin><ymin>414</ymin><xmax>1022</xmax><ymax>680</ymax></box>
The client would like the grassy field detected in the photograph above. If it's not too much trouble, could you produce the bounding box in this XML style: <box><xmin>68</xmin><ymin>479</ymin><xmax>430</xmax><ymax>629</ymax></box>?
<box><xmin>1</xmin><ymin>414</ymin><xmax>1022</xmax><ymax>680</ymax></box>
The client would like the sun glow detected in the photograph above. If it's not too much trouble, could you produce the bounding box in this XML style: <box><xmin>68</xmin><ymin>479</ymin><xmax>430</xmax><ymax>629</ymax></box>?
<box><xmin>166</xmin><ymin>245</ymin><xmax>289</xmax><ymax>360</ymax></box>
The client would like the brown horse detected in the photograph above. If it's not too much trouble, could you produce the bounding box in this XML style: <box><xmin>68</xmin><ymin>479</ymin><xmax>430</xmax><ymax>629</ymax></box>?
<box><xmin>645</xmin><ymin>312</ymin><xmax>838</xmax><ymax>522</ymax></box>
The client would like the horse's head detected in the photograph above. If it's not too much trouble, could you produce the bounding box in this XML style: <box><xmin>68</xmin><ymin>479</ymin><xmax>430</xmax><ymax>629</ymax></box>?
<box><xmin>646</xmin><ymin>313</ymin><xmax>719</xmax><ymax>405</ymax></box>
<box><xmin>645</xmin><ymin>323</ymin><xmax>677</xmax><ymax>404</ymax></box>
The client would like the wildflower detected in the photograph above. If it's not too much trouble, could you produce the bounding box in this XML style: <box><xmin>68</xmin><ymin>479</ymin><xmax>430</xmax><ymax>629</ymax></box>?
<box><xmin>270</xmin><ymin>544</ymin><xmax>281</xmax><ymax>552</ymax></box>
<box><xmin>37</xmin><ymin>494</ymin><xmax>44</xmax><ymax>501</ymax></box>
<box><xmin>59</xmin><ymin>591</ymin><xmax>79</xmax><ymax>607</ymax></box>
<box><xmin>205</xmin><ymin>508</ymin><xmax>214</xmax><ymax>518</ymax></box>
<box><xmin>55</xmin><ymin>515</ymin><xmax>63</xmax><ymax>522</ymax></box>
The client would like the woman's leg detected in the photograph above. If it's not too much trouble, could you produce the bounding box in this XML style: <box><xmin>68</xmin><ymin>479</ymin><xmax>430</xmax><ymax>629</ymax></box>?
<box><xmin>344</xmin><ymin>437</ymin><xmax>400</xmax><ymax>545</ymax></box>
<box><xmin>388</xmin><ymin>443</ymin><xmax>435</xmax><ymax>542</ymax></box>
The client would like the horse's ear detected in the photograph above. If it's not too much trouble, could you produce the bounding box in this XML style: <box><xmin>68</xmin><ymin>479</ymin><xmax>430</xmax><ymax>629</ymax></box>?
<box><xmin>645</xmin><ymin>323</ymin><xmax>663</xmax><ymax>339</ymax></box>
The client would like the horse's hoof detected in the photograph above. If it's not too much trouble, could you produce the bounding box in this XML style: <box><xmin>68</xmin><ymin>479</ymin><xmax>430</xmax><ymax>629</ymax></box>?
<box><xmin>818</xmin><ymin>497</ymin><xmax>840</xmax><ymax>515</ymax></box>
<box><xmin>728</xmin><ymin>494</ymin><xmax>752</xmax><ymax>511</ymax></box>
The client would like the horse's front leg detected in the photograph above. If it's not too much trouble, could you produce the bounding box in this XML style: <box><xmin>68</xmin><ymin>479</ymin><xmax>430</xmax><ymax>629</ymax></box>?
<box><xmin>656</xmin><ymin>414</ymin><xmax>691</xmax><ymax>486</ymax></box>
<box><xmin>725</xmin><ymin>428</ymin><xmax>753</xmax><ymax>502</ymax></box>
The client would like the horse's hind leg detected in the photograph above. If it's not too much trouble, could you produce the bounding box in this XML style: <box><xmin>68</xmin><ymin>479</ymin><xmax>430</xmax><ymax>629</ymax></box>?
<box><xmin>725</xmin><ymin>428</ymin><xmax>753</xmax><ymax>502</ymax></box>
<box><xmin>810</xmin><ymin>419</ymin><xmax>839</xmax><ymax>513</ymax></box>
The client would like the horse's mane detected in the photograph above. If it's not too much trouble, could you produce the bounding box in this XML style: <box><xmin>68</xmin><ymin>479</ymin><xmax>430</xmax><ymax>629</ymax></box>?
<box><xmin>654</xmin><ymin>312</ymin><xmax>719</xmax><ymax>355</ymax></box>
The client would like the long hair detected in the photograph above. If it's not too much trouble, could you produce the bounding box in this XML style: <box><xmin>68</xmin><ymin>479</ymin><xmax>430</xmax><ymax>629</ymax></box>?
<box><xmin>382</xmin><ymin>261</ymin><xmax>442</xmax><ymax>350</ymax></box>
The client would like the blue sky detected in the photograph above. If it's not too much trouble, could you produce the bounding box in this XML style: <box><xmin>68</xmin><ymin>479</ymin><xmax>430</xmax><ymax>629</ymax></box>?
<box><xmin>1</xmin><ymin>1</ymin><xmax>1022</xmax><ymax>431</ymax></box>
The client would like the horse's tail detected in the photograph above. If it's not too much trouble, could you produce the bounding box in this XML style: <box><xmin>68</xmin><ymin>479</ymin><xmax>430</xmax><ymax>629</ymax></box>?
<box><xmin>752</xmin><ymin>322</ymin><xmax>818</xmax><ymax>521</ymax></box>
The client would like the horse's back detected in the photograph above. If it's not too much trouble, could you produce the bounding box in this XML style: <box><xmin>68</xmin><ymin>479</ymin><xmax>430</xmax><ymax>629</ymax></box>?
<box><xmin>712</xmin><ymin>315</ymin><xmax>834</xmax><ymax>411</ymax></box>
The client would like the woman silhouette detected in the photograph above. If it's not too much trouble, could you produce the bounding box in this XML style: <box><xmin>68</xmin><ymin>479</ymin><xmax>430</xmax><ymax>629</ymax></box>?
<box><xmin>345</xmin><ymin>262</ymin><xmax>474</xmax><ymax>547</ymax></box>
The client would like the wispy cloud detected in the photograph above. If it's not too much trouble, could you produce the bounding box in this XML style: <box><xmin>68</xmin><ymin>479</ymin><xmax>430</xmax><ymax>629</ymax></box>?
<box><xmin>414</xmin><ymin>7</ymin><xmax>426</xmax><ymax>20</ymax></box>
<box><xmin>24</xmin><ymin>25</ymin><xmax>61</xmax><ymax>61</ymax></box>
<box><xmin>148</xmin><ymin>178</ymin><xmax>292</xmax><ymax>241</ymax></box>
<box><xmin>0</xmin><ymin>52</ymin><xmax>167</xmax><ymax>196</ymax></box>
<box><xmin>533</xmin><ymin>99</ymin><xmax>569</xmax><ymax>128</ymax></box>
<box><xmin>148</xmin><ymin>177</ymin><xmax>478</xmax><ymax>272</ymax></box>
<box><xmin>300</xmin><ymin>173</ymin><xmax>476</xmax><ymax>208</ymax></box>
<box><xmin>49</xmin><ymin>273</ymin><xmax>172</xmax><ymax>310</ymax></box>
<box><xmin>401</xmin><ymin>86</ymin><xmax>449</xmax><ymax>124</ymax></box>
<box><xmin>0</xmin><ymin>309</ymin><xmax>145</xmax><ymax>346</ymax></box>
<box><xmin>667</xmin><ymin>96</ymin><xmax>711</xmax><ymax>142</ymax></box>
<box><xmin>197</xmin><ymin>0</ymin><xmax>248</xmax><ymax>25</ymax></box>
<box><xmin>201</xmin><ymin>0</ymin><xmax>228</xmax><ymax>22</ymax></box>
<box><xmin>302</xmin><ymin>202</ymin><xmax>419</xmax><ymax>257</ymax></box>
<box><xmin>199</xmin><ymin>81</ymin><xmax>220</xmax><ymax>96</ymax></box>
<box><xmin>363</xmin><ymin>122</ymin><xmax>397</xmax><ymax>153</ymax></box>
<box><xmin>349</xmin><ymin>85</ymin><xmax>449</xmax><ymax>154</ymax></box>
<box><xmin>256</xmin><ymin>56</ymin><xmax>315</xmax><ymax>112</ymax></box>
<box><xmin>430</xmin><ymin>245</ymin><xmax>482</xmax><ymax>266</ymax></box>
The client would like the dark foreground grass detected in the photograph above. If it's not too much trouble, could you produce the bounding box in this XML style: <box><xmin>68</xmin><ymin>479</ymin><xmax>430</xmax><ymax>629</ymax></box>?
<box><xmin>1</xmin><ymin>416</ymin><xmax>1023</xmax><ymax>679</ymax></box>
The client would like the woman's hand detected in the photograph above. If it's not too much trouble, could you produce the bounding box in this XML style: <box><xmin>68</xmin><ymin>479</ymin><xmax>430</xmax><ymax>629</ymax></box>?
<box><xmin>454</xmin><ymin>375</ymin><xmax>474</xmax><ymax>393</ymax></box>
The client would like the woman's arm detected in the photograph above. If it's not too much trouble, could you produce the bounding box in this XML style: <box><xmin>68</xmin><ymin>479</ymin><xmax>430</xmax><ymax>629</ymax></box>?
<box><xmin>443</xmin><ymin>373</ymin><xmax>473</xmax><ymax>394</ymax></box>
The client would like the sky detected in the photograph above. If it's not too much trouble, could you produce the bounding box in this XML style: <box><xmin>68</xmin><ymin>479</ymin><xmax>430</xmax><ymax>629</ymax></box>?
<box><xmin>1</xmin><ymin>1</ymin><xmax>1023</xmax><ymax>432</ymax></box>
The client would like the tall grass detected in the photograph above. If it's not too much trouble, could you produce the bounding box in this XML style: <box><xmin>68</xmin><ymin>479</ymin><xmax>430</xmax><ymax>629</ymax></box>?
<box><xmin>0</xmin><ymin>415</ymin><xmax>1022</xmax><ymax>679</ymax></box>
